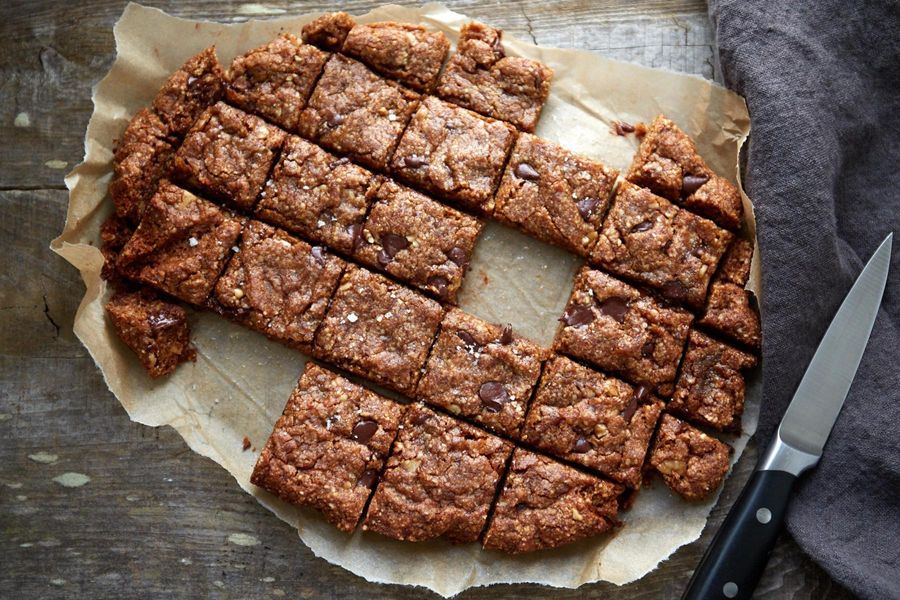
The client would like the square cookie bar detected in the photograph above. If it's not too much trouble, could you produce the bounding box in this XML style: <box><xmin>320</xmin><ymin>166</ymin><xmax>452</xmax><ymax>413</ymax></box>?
<box><xmin>251</xmin><ymin>363</ymin><xmax>405</xmax><ymax>532</ymax></box>
<box><xmin>152</xmin><ymin>47</ymin><xmax>225</xmax><ymax>136</ymax></box>
<box><xmin>354</xmin><ymin>180</ymin><xmax>483</xmax><ymax>303</ymax></box>
<box><xmin>172</xmin><ymin>102</ymin><xmax>287</xmax><ymax>212</ymax></box>
<box><xmin>435</xmin><ymin>23</ymin><xmax>553</xmax><ymax>132</ymax></box>
<box><xmin>314</xmin><ymin>265</ymin><xmax>443</xmax><ymax>395</ymax></box>
<box><xmin>105</xmin><ymin>289</ymin><xmax>195</xmax><ymax>378</ymax></box>
<box><xmin>416</xmin><ymin>309</ymin><xmax>549</xmax><ymax>438</ymax></box>
<box><xmin>667</xmin><ymin>330</ymin><xmax>758</xmax><ymax>431</ymax></box>
<box><xmin>298</xmin><ymin>54</ymin><xmax>419</xmax><ymax>171</ymax></box>
<box><xmin>698</xmin><ymin>282</ymin><xmax>762</xmax><ymax>350</ymax></box>
<box><xmin>493</xmin><ymin>133</ymin><xmax>619</xmax><ymax>256</ymax></box>
<box><xmin>521</xmin><ymin>356</ymin><xmax>663</xmax><ymax>487</ymax></box>
<box><xmin>715</xmin><ymin>238</ymin><xmax>753</xmax><ymax>286</ymax></box>
<box><xmin>649</xmin><ymin>414</ymin><xmax>731</xmax><ymax>501</ymax></box>
<box><xmin>208</xmin><ymin>220</ymin><xmax>345</xmax><ymax>350</ymax></box>
<box><xmin>255</xmin><ymin>136</ymin><xmax>379</xmax><ymax>255</ymax></box>
<box><xmin>109</xmin><ymin>108</ymin><xmax>176</xmax><ymax>225</ymax></box>
<box><xmin>482</xmin><ymin>449</ymin><xmax>623</xmax><ymax>553</ymax></box>
<box><xmin>626</xmin><ymin>115</ymin><xmax>743</xmax><ymax>231</ymax></box>
<box><xmin>301</xmin><ymin>11</ymin><xmax>356</xmax><ymax>51</ymax></box>
<box><xmin>117</xmin><ymin>181</ymin><xmax>243</xmax><ymax>305</ymax></box>
<box><xmin>225</xmin><ymin>33</ymin><xmax>329</xmax><ymax>131</ymax></box>
<box><xmin>555</xmin><ymin>267</ymin><xmax>693</xmax><ymax>396</ymax></box>
<box><xmin>591</xmin><ymin>180</ymin><xmax>733</xmax><ymax>308</ymax></box>
<box><xmin>342</xmin><ymin>22</ymin><xmax>450</xmax><ymax>92</ymax></box>
<box><xmin>363</xmin><ymin>403</ymin><xmax>513</xmax><ymax>543</ymax></box>
<box><xmin>389</xmin><ymin>96</ymin><xmax>517</xmax><ymax>214</ymax></box>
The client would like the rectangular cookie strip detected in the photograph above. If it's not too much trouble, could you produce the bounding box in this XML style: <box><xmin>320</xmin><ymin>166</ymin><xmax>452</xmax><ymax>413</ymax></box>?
<box><xmin>555</xmin><ymin>267</ymin><xmax>693</xmax><ymax>397</ymax></box>
<box><xmin>301</xmin><ymin>12</ymin><xmax>356</xmax><ymax>52</ymax></box>
<box><xmin>313</xmin><ymin>265</ymin><xmax>443</xmax><ymax>395</ymax></box>
<box><xmin>152</xmin><ymin>47</ymin><xmax>225</xmax><ymax>137</ymax></box>
<box><xmin>482</xmin><ymin>449</ymin><xmax>623</xmax><ymax>554</ymax></box>
<box><xmin>416</xmin><ymin>309</ymin><xmax>549</xmax><ymax>438</ymax></box>
<box><xmin>521</xmin><ymin>355</ymin><xmax>663</xmax><ymax>487</ymax></box>
<box><xmin>699</xmin><ymin>281</ymin><xmax>762</xmax><ymax>350</ymax></box>
<box><xmin>591</xmin><ymin>180</ymin><xmax>733</xmax><ymax>308</ymax></box>
<box><xmin>363</xmin><ymin>403</ymin><xmax>513</xmax><ymax>543</ymax></box>
<box><xmin>649</xmin><ymin>414</ymin><xmax>731</xmax><ymax>501</ymax></box>
<box><xmin>208</xmin><ymin>220</ymin><xmax>345</xmax><ymax>351</ymax></box>
<box><xmin>251</xmin><ymin>363</ymin><xmax>405</xmax><ymax>532</ymax></box>
<box><xmin>493</xmin><ymin>133</ymin><xmax>619</xmax><ymax>257</ymax></box>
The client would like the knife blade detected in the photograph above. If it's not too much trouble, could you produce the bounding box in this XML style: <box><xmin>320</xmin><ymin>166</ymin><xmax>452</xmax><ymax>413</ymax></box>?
<box><xmin>683</xmin><ymin>233</ymin><xmax>892</xmax><ymax>600</ymax></box>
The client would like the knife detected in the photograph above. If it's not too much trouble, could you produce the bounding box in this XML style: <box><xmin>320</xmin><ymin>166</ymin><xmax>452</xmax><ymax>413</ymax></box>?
<box><xmin>682</xmin><ymin>233</ymin><xmax>893</xmax><ymax>600</ymax></box>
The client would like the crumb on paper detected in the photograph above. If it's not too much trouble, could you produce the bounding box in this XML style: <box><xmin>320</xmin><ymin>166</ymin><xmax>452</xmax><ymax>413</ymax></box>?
<box><xmin>610</xmin><ymin>120</ymin><xmax>636</xmax><ymax>136</ymax></box>
<box><xmin>242</xmin><ymin>436</ymin><xmax>252</xmax><ymax>451</ymax></box>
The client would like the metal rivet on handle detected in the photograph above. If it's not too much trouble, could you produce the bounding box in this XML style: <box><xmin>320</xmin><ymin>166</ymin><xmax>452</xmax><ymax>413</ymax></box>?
<box><xmin>723</xmin><ymin>581</ymin><xmax>739</xmax><ymax>598</ymax></box>
<box><xmin>756</xmin><ymin>507</ymin><xmax>772</xmax><ymax>524</ymax></box>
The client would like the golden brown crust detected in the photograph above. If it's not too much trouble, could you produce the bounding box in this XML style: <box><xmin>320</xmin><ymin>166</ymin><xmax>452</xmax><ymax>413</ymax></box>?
<box><xmin>301</xmin><ymin>12</ymin><xmax>356</xmax><ymax>51</ymax></box>
<box><xmin>493</xmin><ymin>133</ymin><xmax>619</xmax><ymax>257</ymax></box>
<box><xmin>251</xmin><ymin>363</ymin><xmax>405</xmax><ymax>532</ymax></box>
<box><xmin>152</xmin><ymin>47</ymin><xmax>225</xmax><ymax>136</ymax></box>
<box><xmin>698</xmin><ymin>281</ymin><xmax>762</xmax><ymax>350</ymax></box>
<box><xmin>363</xmin><ymin>404</ymin><xmax>513</xmax><ymax>543</ymax></box>
<box><xmin>435</xmin><ymin>23</ymin><xmax>553</xmax><ymax>132</ymax></box>
<box><xmin>483</xmin><ymin>449</ymin><xmax>622</xmax><ymax>553</ymax></box>
<box><xmin>716</xmin><ymin>238</ymin><xmax>754</xmax><ymax>286</ymax></box>
<box><xmin>649</xmin><ymin>414</ymin><xmax>731</xmax><ymax>501</ymax></box>
<box><xmin>416</xmin><ymin>309</ymin><xmax>549</xmax><ymax>438</ymax></box>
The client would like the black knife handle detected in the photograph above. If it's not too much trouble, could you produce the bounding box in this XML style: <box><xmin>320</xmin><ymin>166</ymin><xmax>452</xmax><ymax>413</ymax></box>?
<box><xmin>682</xmin><ymin>469</ymin><xmax>797</xmax><ymax>600</ymax></box>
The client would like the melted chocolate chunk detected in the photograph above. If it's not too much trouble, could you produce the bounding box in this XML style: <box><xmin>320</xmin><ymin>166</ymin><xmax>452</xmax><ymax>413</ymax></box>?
<box><xmin>427</xmin><ymin>275</ymin><xmax>449</xmax><ymax>299</ymax></box>
<box><xmin>498</xmin><ymin>324</ymin><xmax>513</xmax><ymax>345</ymax></box>
<box><xmin>630</xmin><ymin>220</ymin><xmax>654</xmax><ymax>233</ymax></box>
<box><xmin>576</xmin><ymin>197</ymin><xmax>599</xmax><ymax>221</ymax></box>
<box><xmin>633</xmin><ymin>383</ymin><xmax>651</xmax><ymax>402</ymax></box>
<box><xmin>376</xmin><ymin>249</ymin><xmax>392</xmax><ymax>266</ymax></box>
<box><xmin>514</xmin><ymin>163</ymin><xmax>540</xmax><ymax>181</ymax></box>
<box><xmin>620</xmin><ymin>396</ymin><xmax>638</xmax><ymax>422</ymax></box>
<box><xmin>596</xmin><ymin>297</ymin><xmax>629</xmax><ymax>323</ymax></box>
<box><xmin>682</xmin><ymin>174</ymin><xmax>710</xmax><ymax>195</ymax></box>
<box><xmin>641</xmin><ymin>340</ymin><xmax>656</xmax><ymax>358</ymax></box>
<box><xmin>403</xmin><ymin>154</ymin><xmax>428</xmax><ymax>168</ymax></box>
<box><xmin>661</xmin><ymin>280</ymin><xmax>688</xmax><ymax>302</ymax></box>
<box><xmin>357</xmin><ymin>468</ymin><xmax>378</xmax><ymax>488</ymax></box>
<box><xmin>310</xmin><ymin>245</ymin><xmax>326</xmax><ymax>265</ymax></box>
<box><xmin>411</xmin><ymin>409</ymin><xmax>431</xmax><ymax>425</ymax></box>
<box><xmin>351</xmin><ymin>420</ymin><xmax>379</xmax><ymax>444</ymax></box>
<box><xmin>347</xmin><ymin>222</ymin><xmax>363</xmax><ymax>250</ymax></box>
<box><xmin>380</xmin><ymin>233</ymin><xmax>409</xmax><ymax>262</ymax></box>
<box><xmin>326</xmin><ymin>111</ymin><xmax>345</xmax><ymax>127</ymax></box>
<box><xmin>457</xmin><ymin>330</ymin><xmax>481</xmax><ymax>351</ymax></box>
<box><xmin>447</xmin><ymin>246</ymin><xmax>469</xmax><ymax>268</ymax></box>
<box><xmin>572</xmin><ymin>436</ymin><xmax>591</xmax><ymax>453</ymax></box>
<box><xmin>479</xmin><ymin>381</ymin><xmax>509</xmax><ymax>413</ymax></box>
<box><xmin>330</xmin><ymin>157</ymin><xmax>350</xmax><ymax>168</ymax></box>
<box><xmin>560</xmin><ymin>304</ymin><xmax>595</xmax><ymax>327</ymax></box>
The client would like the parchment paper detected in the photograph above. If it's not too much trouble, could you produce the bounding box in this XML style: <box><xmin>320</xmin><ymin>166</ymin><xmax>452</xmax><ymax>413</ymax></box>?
<box><xmin>51</xmin><ymin>3</ymin><xmax>760</xmax><ymax>596</ymax></box>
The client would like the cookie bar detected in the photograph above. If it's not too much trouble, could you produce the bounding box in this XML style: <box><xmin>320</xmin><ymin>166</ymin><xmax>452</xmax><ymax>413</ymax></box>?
<box><xmin>172</xmin><ymin>102</ymin><xmax>287</xmax><ymax>212</ymax></box>
<box><xmin>354</xmin><ymin>180</ymin><xmax>483</xmax><ymax>302</ymax></box>
<box><xmin>225</xmin><ymin>33</ymin><xmax>329</xmax><ymax>131</ymax></box>
<box><xmin>105</xmin><ymin>289</ymin><xmax>196</xmax><ymax>378</ymax></box>
<box><xmin>100</xmin><ymin>214</ymin><xmax>135</xmax><ymax>284</ymax></box>
<box><xmin>152</xmin><ymin>47</ymin><xmax>225</xmax><ymax>137</ymax></box>
<box><xmin>698</xmin><ymin>282</ymin><xmax>762</xmax><ymax>350</ymax></box>
<box><xmin>715</xmin><ymin>238</ymin><xmax>753</xmax><ymax>286</ymax></box>
<box><xmin>251</xmin><ymin>363</ymin><xmax>405</xmax><ymax>532</ymax></box>
<box><xmin>362</xmin><ymin>403</ymin><xmax>512</xmax><ymax>543</ymax></box>
<box><xmin>314</xmin><ymin>265</ymin><xmax>443</xmax><ymax>395</ymax></box>
<box><xmin>109</xmin><ymin>108</ymin><xmax>176</xmax><ymax>224</ymax></box>
<box><xmin>117</xmin><ymin>181</ymin><xmax>243</xmax><ymax>305</ymax></box>
<box><xmin>591</xmin><ymin>180</ymin><xmax>733</xmax><ymax>308</ymax></box>
<box><xmin>435</xmin><ymin>22</ymin><xmax>553</xmax><ymax>132</ymax></box>
<box><xmin>667</xmin><ymin>330</ymin><xmax>757</xmax><ymax>431</ymax></box>
<box><xmin>301</xmin><ymin>11</ymin><xmax>356</xmax><ymax>51</ymax></box>
<box><xmin>416</xmin><ymin>309</ymin><xmax>548</xmax><ymax>438</ymax></box>
<box><xmin>389</xmin><ymin>96</ymin><xmax>516</xmax><ymax>213</ymax></box>
<box><xmin>521</xmin><ymin>356</ymin><xmax>663</xmax><ymax>487</ymax></box>
<box><xmin>482</xmin><ymin>449</ymin><xmax>622</xmax><ymax>553</ymax></box>
<box><xmin>649</xmin><ymin>414</ymin><xmax>731</xmax><ymax>501</ymax></box>
<box><xmin>626</xmin><ymin>115</ymin><xmax>743</xmax><ymax>231</ymax></box>
<box><xmin>254</xmin><ymin>136</ymin><xmax>379</xmax><ymax>255</ymax></box>
<box><xmin>298</xmin><ymin>54</ymin><xmax>419</xmax><ymax>171</ymax></box>
<box><xmin>493</xmin><ymin>133</ymin><xmax>618</xmax><ymax>256</ymax></box>
<box><xmin>555</xmin><ymin>267</ymin><xmax>693</xmax><ymax>396</ymax></box>
<box><xmin>209</xmin><ymin>220</ymin><xmax>345</xmax><ymax>350</ymax></box>
<box><xmin>342</xmin><ymin>22</ymin><xmax>450</xmax><ymax>92</ymax></box>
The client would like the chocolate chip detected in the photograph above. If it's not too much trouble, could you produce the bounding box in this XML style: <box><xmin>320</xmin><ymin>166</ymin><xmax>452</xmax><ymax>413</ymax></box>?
<box><xmin>633</xmin><ymin>383</ymin><xmax>651</xmax><ymax>402</ymax></box>
<box><xmin>621</xmin><ymin>396</ymin><xmax>638</xmax><ymax>421</ymax></box>
<box><xmin>330</xmin><ymin>157</ymin><xmax>350</xmax><ymax>168</ymax></box>
<box><xmin>347</xmin><ymin>223</ymin><xmax>363</xmax><ymax>250</ymax></box>
<box><xmin>630</xmin><ymin>220</ymin><xmax>653</xmax><ymax>233</ymax></box>
<box><xmin>403</xmin><ymin>154</ymin><xmax>428</xmax><ymax>168</ymax></box>
<box><xmin>596</xmin><ymin>297</ymin><xmax>629</xmax><ymax>323</ymax></box>
<box><xmin>498</xmin><ymin>324</ymin><xmax>513</xmax><ymax>345</ymax></box>
<box><xmin>611</xmin><ymin>120</ymin><xmax>636</xmax><ymax>136</ymax></box>
<box><xmin>427</xmin><ymin>275</ymin><xmax>449</xmax><ymax>299</ymax></box>
<box><xmin>381</xmin><ymin>233</ymin><xmax>409</xmax><ymax>259</ymax></box>
<box><xmin>514</xmin><ymin>163</ymin><xmax>540</xmax><ymax>181</ymax></box>
<box><xmin>575</xmin><ymin>197</ymin><xmax>599</xmax><ymax>221</ymax></box>
<box><xmin>412</xmin><ymin>409</ymin><xmax>430</xmax><ymax>426</ymax></box>
<box><xmin>661</xmin><ymin>280</ymin><xmax>688</xmax><ymax>302</ymax></box>
<box><xmin>514</xmin><ymin>501</ymin><xmax>529</xmax><ymax>512</ymax></box>
<box><xmin>310</xmin><ymin>246</ymin><xmax>326</xmax><ymax>265</ymax></box>
<box><xmin>559</xmin><ymin>304</ymin><xmax>594</xmax><ymax>327</ymax></box>
<box><xmin>447</xmin><ymin>246</ymin><xmax>469</xmax><ymax>268</ymax></box>
<box><xmin>457</xmin><ymin>330</ymin><xmax>481</xmax><ymax>351</ymax></box>
<box><xmin>640</xmin><ymin>341</ymin><xmax>655</xmax><ymax>358</ymax></box>
<box><xmin>572</xmin><ymin>436</ymin><xmax>591</xmax><ymax>453</ymax></box>
<box><xmin>479</xmin><ymin>381</ymin><xmax>509</xmax><ymax>413</ymax></box>
<box><xmin>377</xmin><ymin>249</ymin><xmax>392</xmax><ymax>266</ymax></box>
<box><xmin>357</xmin><ymin>468</ymin><xmax>378</xmax><ymax>488</ymax></box>
<box><xmin>351</xmin><ymin>420</ymin><xmax>379</xmax><ymax>444</ymax></box>
<box><xmin>326</xmin><ymin>111</ymin><xmax>345</xmax><ymax>127</ymax></box>
<box><xmin>682</xmin><ymin>175</ymin><xmax>709</xmax><ymax>195</ymax></box>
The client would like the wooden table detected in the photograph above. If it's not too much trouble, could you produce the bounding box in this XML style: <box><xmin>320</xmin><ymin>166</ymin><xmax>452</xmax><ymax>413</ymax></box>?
<box><xmin>0</xmin><ymin>1</ymin><xmax>855</xmax><ymax>598</ymax></box>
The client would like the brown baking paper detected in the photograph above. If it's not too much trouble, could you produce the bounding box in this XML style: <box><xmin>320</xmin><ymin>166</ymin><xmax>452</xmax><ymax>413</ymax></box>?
<box><xmin>52</xmin><ymin>3</ymin><xmax>759</xmax><ymax>596</ymax></box>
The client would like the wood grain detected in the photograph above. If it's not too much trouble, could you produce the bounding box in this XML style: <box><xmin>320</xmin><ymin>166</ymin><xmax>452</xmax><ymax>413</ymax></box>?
<box><xmin>0</xmin><ymin>1</ymin><xmax>854</xmax><ymax>598</ymax></box>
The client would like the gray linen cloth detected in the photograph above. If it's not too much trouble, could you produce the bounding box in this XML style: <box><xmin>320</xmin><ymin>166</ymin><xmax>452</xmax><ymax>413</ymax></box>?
<box><xmin>707</xmin><ymin>1</ymin><xmax>899</xmax><ymax>598</ymax></box>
